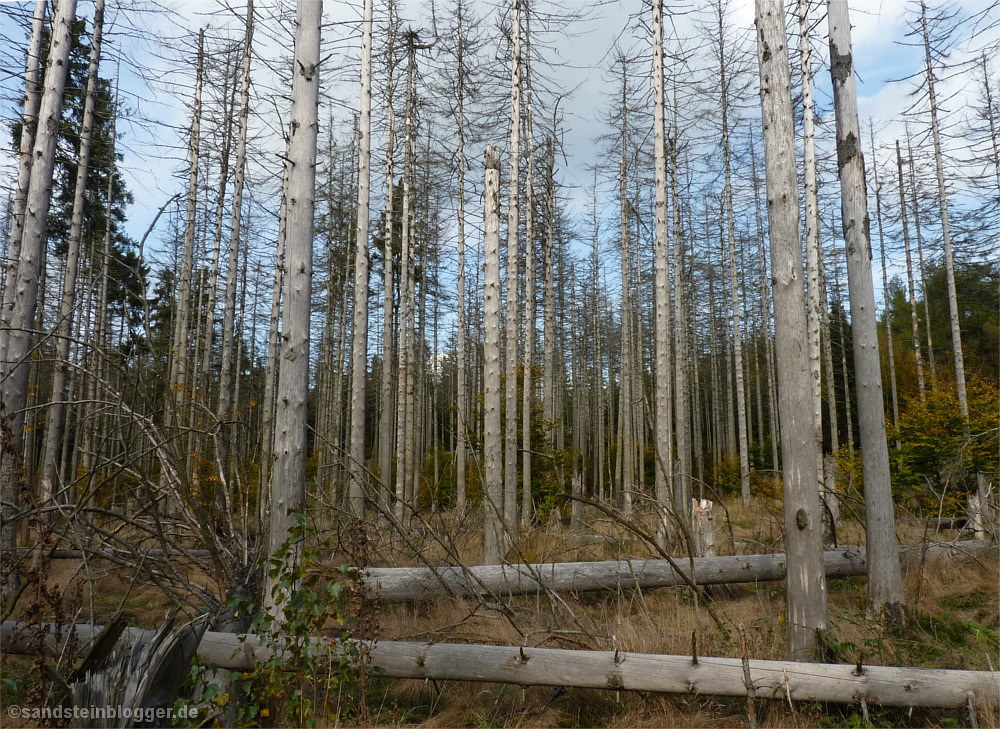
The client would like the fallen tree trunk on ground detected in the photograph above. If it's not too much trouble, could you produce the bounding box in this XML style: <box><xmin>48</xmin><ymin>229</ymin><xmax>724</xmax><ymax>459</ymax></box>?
<box><xmin>364</xmin><ymin>541</ymin><xmax>994</xmax><ymax>602</ymax></box>
<box><xmin>3</xmin><ymin>621</ymin><xmax>995</xmax><ymax>709</ymax></box>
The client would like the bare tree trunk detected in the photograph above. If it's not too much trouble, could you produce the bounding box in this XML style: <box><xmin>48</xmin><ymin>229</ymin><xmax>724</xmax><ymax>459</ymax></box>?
<box><xmin>483</xmin><ymin>146</ymin><xmax>504</xmax><ymax>564</ymax></box>
<box><xmin>260</xmin><ymin>170</ymin><xmax>287</xmax><ymax>502</ymax></box>
<box><xmin>906</xmin><ymin>132</ymin><xmax>937</xmax><ymax>386</ymax></box>
<box><xmin>394</xmin><ymin>33</ymin><xmax>418</xmax><ymax>521</ymax></box>
<box><xmin>504</xmin><ymin>0</ymin><xmax>523</xmax><ymax>538</ymax></box>
<box><xmin>39</xmin><ymin>0</ymin><xmax>106</xmax><ymax>514</ymax></box>
<box><xmin>377</xmin><ymin>5</ymin><xmax>398</xmax><ymax>507</ymax></box>
<box><xmin>820</xmin><ymin>253</ymin><xmax>840</xmax><ymax>454</ymax></box>
<box><xmin>521</xmin><ymin>15</ymin><xmax>536</xmax><ymax>528</ymax></box>
<box><xmin>828</xmin><ymin>0</ymin><xmax>904</xmax><ymax>619</ymax></box>
<box><xmin>870</xmin><ymin>132</ymin><xmax>900</xmax><ymax>445</ymax></box>
<box><xmin>754</xmin><ymin>0</ymin><xmax>828</xmax><ymax>659</ymax></box>
<box><xmin>652</xmin><ymin>0</ymin><xmax>673</xmax><ymax>546</ymax></box>
<box><xmin>454</xmin><ymin>9</ymin><xmax>469</xmax><ymax>519</ymax></box>
<box><xmin>0</xmin><ymin>0</ymin><xmax>46</xmax><ymax>357</ymax></box>
<box><xmin>347</xmin><ymin>0</ymin><xmax>374</xmax><ymax>519</ymax></box>
<box><xmin>590</xmin><ymin>189</ymin><xmax>605</xmax><ymax>502</ymax></box>
<box><xmin>713</xmin><ymin>3</ymin><xmax>750</xmax><ymax>506</ymax></box>
<box><xmin>670</xmin><ymin>138</ymin><xmax>691</xmax><ymax>519</ymax></box>
<box><xmin>265</xmin><ymin>0</ymin><xmax>321</xmax><ymax>616</ymax></box>
<box><xmin>202</xmin><ymin>76</ymin><xmax>235</xmax><ymax>418</ymax></box>
<box><xmin>169</xmin><ymin>29</ymin><xmax>205</xmax><ymax>440</ymax></box>
<box><xmin>218</xmin><ymin>0</ymin><xmax>254</xmax><ymax>438</ymax></box>
<box><xmin>543</xmin><ymin>140</ymin><xmax>557</xmax><ymax>450</ymax></box>
<box><xmin>750</xmin><ymin>133</ymin><xmax>780</xmax><ymax>471</ymax></box>
<box><xmin>799</xmin><ymin>0</ymin><xmax>825</xmax><ymax>504</ymax></box>
<box><xmin>1</xmin><ymin>0</ymin><xmax>78</xmax><ymax>601</ymax></box>
<box><xmin>896</xmin><ymin>140</ymin><xmax>926</xmax><ymax>403</ymax></box>
<box><xmin>919</xmin><ymin>0</ymin><xmax>968</xmax><ymax>428</ymax></box>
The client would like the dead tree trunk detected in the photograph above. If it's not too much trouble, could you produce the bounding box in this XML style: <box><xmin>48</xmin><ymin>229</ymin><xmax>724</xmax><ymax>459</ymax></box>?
<box><xmin>483</xmin><ymin>146</ymin><xmax>504</xmax><ymax>565</ymax></box>
<box><xmin>265</xmin><ymin>0</ymin><xmax>322</xmax><ymax>616</ymax></box>
<box><xmin>828</xmin><ymin>0</ymin><xmax>905</xmax><ymax>619</ymax></box>
<box><xmin>347</xmin><ymin>0</ymin><xmax>374</xmax><ymax>519</ymax></box>
<box><xmin>1</xmin><ymin>0</ymin><xmax>78</xmax><ymax>601</ymax></box>
<box><xmin>755</xmin><ymin>0</ymin><xmax>828</xmax><ymax>660</ymax></box>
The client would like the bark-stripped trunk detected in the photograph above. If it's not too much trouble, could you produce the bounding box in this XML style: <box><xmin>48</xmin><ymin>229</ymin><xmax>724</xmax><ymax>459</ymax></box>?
<box><xmin>750</xmin><ymin>133</ymin><xmax>780</xmax><ymax>471</ymax></box>
<box><xmin>347</xmin><ymin>0</ymin><xmax>374</xmax><ymax>519</ymax></box>
<box><xmin>1</xmin><ymin>0</ymin><xmax>78</xmax><ymax>600</ymax></box>
<box><xmin>520</xmin><ymin>11</ymin><xmax>535</xmax><ymax>527</ymax></box>
<box><xmin>870</xmin><ymin>133</ymin><xmax>899</xmax><ymax>444</ymax></box>
<box><xmin>0</xmin><ymin>0</ymin><xmax>46</xmax><ymax>357</ymax></box>
<box><xmin>377</xmin><ymin>6</ymin><xmax>398</xmax><ymax>507</ymax></box>
<box><xmin>670</xmin><ymin>138</ymin><xmax>691</xmax><ymax>519</ymax></box>
<box><xmin>394</xmin><ymin>33</ymin><xmax>418</xmax><ymax>521</ymax></box>
<box><xmin>895</xmin><ymin>141</ymin><xmax>925</xmax><ymax>402</ymax></box>
<box><xmin>169</xmin><ymin>30</ymin><xmax>205</xmax><ymax>441</ymax></box>
<box><xmin>799</xmin><ymin>0</ymin><xmax>825</xmax><ymax>502</ymax></box>
<box><xmin>260</xmin><ymin>166</ymin><xmax>287</xmax><ymax>502</ymax></box>
<box><xmin>919</xmin><ymin>1</ymin><xmax>968</xmax><ymax>427</ymax></box>
<box><xmin>483</xmin><ymin>146</ymin><xmax>504</xmax><ymax>564</ymax></box>
<box><xmin>265</xmin><ymin>0</ymin><xmax>321</xmax><ymax>616</ymax></box>
<box><xmin>828</xmin><ymin>0</ymin><xmax>904</xmax><ymax>619</ymax></box>
<box><xmin>652</xmin><ymin>0</ymin><xmax>673</xmax><ymax>545</ymax></box>
<box><xmin>454</xmin><ymin>2</ymin><xmax>469</xmax><ymax>517</ymax></box>
<box><xmin>905</xmin><ymin>133</ymin><xmax>937</xmax><ymax>386</ymax></box>
<box><xmin>755</xmin><ymin>0</ymin><xmax>828</xmax><ymax>659</ymax></box>
<box><xmin>218</xmin><ymin>0</ymin><xmax>254</xmax><ymax>450</ymax></box>
<box><xmin>39</xmin><ymin>0</ymin><xmax>106</xmax><ymax>513</ymax></box>
<box><xmin>717</xmin><ymin>8</ymin><xmax>749</xmax><ymax>505</ymax></box>
<box><xmin>617</xmin><ymin>154</ymin><xmax>635</xmax><ymax>516</ymax></box>
<box><xmin>504</xmin><ymin>0</ymin><xmax>522</xmax><ymax>537</ymax></box>
<box><xmin>542</xmin><ymin>140</ymin><xmax>556</xmax><ymax>450</ymax></box>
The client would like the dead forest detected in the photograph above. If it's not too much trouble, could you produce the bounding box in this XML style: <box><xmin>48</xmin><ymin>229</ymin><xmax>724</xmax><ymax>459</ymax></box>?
<box><xmin>0</xmin><ymin>0</ymin><xmax>998</xmax><ymax>727</ymax></box>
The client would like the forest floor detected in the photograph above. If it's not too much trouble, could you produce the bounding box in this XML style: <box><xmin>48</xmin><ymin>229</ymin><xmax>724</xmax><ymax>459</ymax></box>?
<box><xmin>1</xmin><ymin>498</ymin><xmax>997</xmax><ymax>728</ymax></box>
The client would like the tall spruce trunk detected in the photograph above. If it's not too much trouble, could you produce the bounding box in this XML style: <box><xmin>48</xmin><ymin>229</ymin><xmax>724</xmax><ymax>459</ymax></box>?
<box><xmin>347</xmin><ymin>0</ymin><xmax>374</xmax><ymax>519</ymax></box>
<box><xmin>652</xmin><ymin>0</ymin><xmax>674</xmax><ymax>545</ymax></box>
<box><xmin>483</xmin><ymin>146</ymin><xmax>504</xmax><ymax>564</ymax></box>
<box><xmin>218</xmin><ymin>0</ymin><xmax>254</xmax><ymax>447</ymax></box>
<box><xmin>542</xmin><ymin>140</ymin><xmax>557</xmax><ymax>449</ymax></box>
<box><xmin>504</xmin><ymin>0</ymin><xmax>523</xmax><ymax>537</ymax></box>
<box><xmin>0</xmin><ymin>0</ymin><xmax>46</xmax><ymax>357</ymax></box>
<box><xmin>377</xmin><ymin>6</ymin><xmax>398</xmax><ymax>507</ymax></box>
<box><xmin>39</xmin><ymin>0</ymin><xmax>106</xmax><ymax>513</ymax></box>
<box><xmin>919</xmin><ymin>1</ymin><xmax>968</xmax><ymax>427</ymax></box>
<box><xmin>905</xmin><ymin>132</ymin><xmax>937</xmax><ymax>385</ymax></box>
<box><xmin>754</xmin><ymin>0</ymin><xmax>828</xmax><ymax>659</ymax></box>
<box><xmin>169</xmin><ymin>30</ymin><xmax>205</xmax><ymax>438</ymax></box>
<box><xmin>519</xmin><ymin>6</ymin><xmax>536</xmax><ymax>527</ymax></box>
<box><xmin>870</xmin><ymin>133</ymin><xmax>900</xmax><ymax>444</ymax></box>
<box><xmin>799</xmin><ymin>0</ymin><xmax>826</xmax><ymax>503</ymax></box>
<box><xmin>896</xmin><ymin>140</ymin><xmax>926</xmax><ymax>402</ymax></box>
<box><xmin>714</xmin><ymin>2</ymin><xmax>750</xmax><ymax>506</ymax></box>
<box><xmin>454</xmin><ymin>3</ymin><xmax>469</xmax><ymax>518</ymax></box>
<box><xmin>260</xmin><ymin>167</ymin><xmax>288</xmax><ymax>503</ymax></box>
<box><xmin>394</xmin><ymin>34</ymin><xmax>418</xmax><ymax>521</ymax></box>
<box><xmin>670</xmin><ymin>138</ymin><xmax>691</xmax><ymax>519</ymax></box>
<box><xmin>1</xmin><ymin>0</ymin><xmax>78</xmax><ymax>601</ymax></box>
<box><xmin>265</xmin><ymin>0</ymin><xmax>321</xmax><ymax>616</ymax></box>
<box><xmin>828</xmin><ymin>0</ymin><xmax>904</xmax><ymax>619</ymax></box>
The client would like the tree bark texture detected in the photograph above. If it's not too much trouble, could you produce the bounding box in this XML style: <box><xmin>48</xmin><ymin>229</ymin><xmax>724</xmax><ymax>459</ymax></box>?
<box><xmin>828</xmin><ymin>0</ymin><xmax>905</xmax><ymax>618</ymax></box>
<box><xmin>265</xmin><ymin>0</ymin><xmax>322</xmax><ymax>615</ymax></box>
<box><xmin>754</xmin><ymin>0</ymin><xmax>828</xmax><ymax>659</ymax></box>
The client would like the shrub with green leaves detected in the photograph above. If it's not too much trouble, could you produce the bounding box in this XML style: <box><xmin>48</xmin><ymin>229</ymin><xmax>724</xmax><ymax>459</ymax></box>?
<box><xmin>232</xmin><ymin>514</ymin><xmax>369</xmax><ymax>728</ymax></box>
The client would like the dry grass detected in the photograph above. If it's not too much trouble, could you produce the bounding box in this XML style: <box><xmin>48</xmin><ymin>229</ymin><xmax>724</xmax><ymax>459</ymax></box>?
<box><xmin>362</xmin><ymin>501</ymin><xmax>998</xmax><ymax>728</ymax></box>
<box><xmin>3</xmin><ymin>498</ymin><xmax>997</xmax><ymax>728</ymax></box>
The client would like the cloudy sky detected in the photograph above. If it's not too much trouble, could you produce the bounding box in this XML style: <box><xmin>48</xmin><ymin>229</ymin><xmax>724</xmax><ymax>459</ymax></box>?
<box><xmin>0</xmin><ymin>0</ymin><xmax>996</xmax><ymax>295</ymax></box>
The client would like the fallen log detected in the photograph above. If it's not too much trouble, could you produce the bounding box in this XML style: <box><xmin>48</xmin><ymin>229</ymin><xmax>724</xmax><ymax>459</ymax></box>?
<box><xmin>3</xmin><ymin>621</ymin><xmax>995</xmax><ymax>709</ymax></box>
<box><xmin>364</xmin><ymin>541</ymin><xmax>994</xmax><ymax>602</ymax></box>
